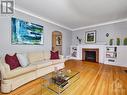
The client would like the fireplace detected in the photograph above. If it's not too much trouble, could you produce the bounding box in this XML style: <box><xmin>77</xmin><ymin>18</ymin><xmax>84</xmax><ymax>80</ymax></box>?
<box><xmin>82</xmin><ymin>48</ymin><xmax>99</xmax><ymax>62</ymax></box>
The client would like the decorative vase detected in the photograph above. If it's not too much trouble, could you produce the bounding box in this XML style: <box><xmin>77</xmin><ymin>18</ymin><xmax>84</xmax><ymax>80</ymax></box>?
<box><xmin>109</xmin><ymin>39</ymin><xmax>113</xmax><ymax>45</ymax></box>
<box><xmin>123</xmin><ymin>38</ymin><xmax>127</xmax><ymax>45</ymax></box>
<box><xmin>116</xmin><ymin>38</ymin><xmax>120</xmax><ymax>46</ymax></box>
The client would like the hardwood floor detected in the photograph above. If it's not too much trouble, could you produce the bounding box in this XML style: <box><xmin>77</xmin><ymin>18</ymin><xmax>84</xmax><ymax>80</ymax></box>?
<box><xmin>43</xmin><ymin>60</ymin><xmax>127</xmax><ymax>95</ymax></box>
<box><xmin>1</xmin><ymin>60</ymin><xmax>127</xmax><ymax>95</ymax></box>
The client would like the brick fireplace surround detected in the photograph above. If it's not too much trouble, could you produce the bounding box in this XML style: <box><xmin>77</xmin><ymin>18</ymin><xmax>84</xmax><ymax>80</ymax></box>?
<box><xmin>82</xmin><ymin>48</ymin><xmax>99</xmax><ymax>63</ymax></box>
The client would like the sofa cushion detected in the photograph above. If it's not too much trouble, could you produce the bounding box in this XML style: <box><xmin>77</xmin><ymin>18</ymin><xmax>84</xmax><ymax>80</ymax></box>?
<box><xmin>43</xmin><ymin>51</ymin><xmax>50</xmax><ymax>60</ymax></box>
<box><xmin>51</xmin><ymin>59</ymin><xmax>65</xmax><ymax>64</ymax></box>
<box><xmin>50</xmin><ymin>51</ymin><xmax>59</xmax><ymax>59</ymax></box>
<box><xmin>3</xmin><ymin>65</ymin><xmax>36</xmax><ymax>79</ymax></box>
<box><xmin>5</xmin><ymin>54</ymin><xmax>21</xmax><ymax>70</ymax></box>
<box><xmin>28</xmin><ymin>51</ymin><xmax>44</xmax><ymax>63</ymax></box>
<box><xmin>32</xmin><ymin>60</ymin><xmax>52</xmax><ymax>69</ymax></box>
<box><xmin>17</xmin><ymin>53</ymin><xmax>29</xmax><ymax>67</ymax></box>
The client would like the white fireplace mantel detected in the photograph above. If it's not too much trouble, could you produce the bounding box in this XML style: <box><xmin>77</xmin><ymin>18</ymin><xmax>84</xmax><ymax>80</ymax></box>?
<box><xmin>71</xmin><ymin>44</ymin><xmax>106</xmax><ymax>63</ymax></box>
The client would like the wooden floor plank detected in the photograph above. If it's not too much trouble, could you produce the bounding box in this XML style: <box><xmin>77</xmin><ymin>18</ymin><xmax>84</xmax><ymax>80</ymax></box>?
<box><xmin>42</xmin><ymin>60</ymin><xmax>127</xmax><ymax>95</ymax></box>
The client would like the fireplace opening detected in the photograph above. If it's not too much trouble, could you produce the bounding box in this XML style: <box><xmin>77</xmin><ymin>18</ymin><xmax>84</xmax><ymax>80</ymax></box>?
<box><xmin>85</xmin><ymin>51</ymin><xmax>96</xmax><ymax>62</ymax></box>
<box><xmin>82</xmin><ymin>48</ymin><xmax>99</xmax><ymax>63</ymax></box>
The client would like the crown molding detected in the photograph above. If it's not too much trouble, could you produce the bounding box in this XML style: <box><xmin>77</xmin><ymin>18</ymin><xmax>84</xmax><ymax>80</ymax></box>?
<box><xmin>14</xmin><ymin>7</ymin><xmax>73</xmax><ymax>31</ymax></box>
<box><xmin>72</xmin><ymin>18</ymin><xmax>127</xmax><ymax>31</ymax></box>
<box><xmin>14</xmin><ymin>6</ymin><xmax>127</xmax><ymax>32</ymax></box>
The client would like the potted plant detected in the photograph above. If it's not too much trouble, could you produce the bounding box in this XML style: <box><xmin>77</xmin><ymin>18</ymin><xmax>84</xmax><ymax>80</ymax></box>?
<box><xmin>116</xmin><ymin>38</ymin><xmax>120</xmax><ymax>46</ymax></box>
<box><xmin>124</xmin><ymin>38</ymin><xmax>127</xmax><ymax>45</ymax></box>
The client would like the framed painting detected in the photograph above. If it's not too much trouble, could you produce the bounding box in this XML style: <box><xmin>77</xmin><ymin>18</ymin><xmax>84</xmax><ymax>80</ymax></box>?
<box><xmin>85</xmin><ymin>30</ymin><xmax>96</xmax><ymax>43</ymax></box>
<box><xmin>56</xmin><ymin>35</ymin><xmax>62</xmax><ymax>46</ymax></box>
<box><xmin>11</xmin><ymin>17</ymin><xmax>44</xmax><ymax>45</ymax></box>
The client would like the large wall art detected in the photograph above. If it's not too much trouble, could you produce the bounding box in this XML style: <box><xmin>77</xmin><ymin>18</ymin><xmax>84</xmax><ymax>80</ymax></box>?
<box><xmin>11</xmin><ymin>17</ymin><xmax>44</xmax><ymax>45</ymax></box>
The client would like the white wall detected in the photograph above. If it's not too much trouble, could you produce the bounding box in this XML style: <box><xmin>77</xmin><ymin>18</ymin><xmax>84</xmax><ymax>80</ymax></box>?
<box><xmin>72</xmin><ymin>21</ymin><xmax>127</xmax><ymax>45</ymax></box>
<box><xmin>117</xmin><ymin>46</ymin><xmax>127</xmax><ymax>67</ymax></box>
<box><xmin>0</xmin><ymin>10</ymin><xmax>72</xmax><ymax>56</ymax></box>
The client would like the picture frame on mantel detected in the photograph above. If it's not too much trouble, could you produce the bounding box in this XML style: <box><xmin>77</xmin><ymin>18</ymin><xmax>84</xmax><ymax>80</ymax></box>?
<box><xmin>85</xmin><ymin>30</ymin><xmax>96</xmax><ymax>44</ymax></box>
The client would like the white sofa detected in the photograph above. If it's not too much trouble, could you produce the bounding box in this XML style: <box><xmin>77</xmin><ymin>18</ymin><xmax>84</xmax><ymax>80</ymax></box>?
<box><xmin>0</xmin><ymin>51</ymin><xmax>66</xmax><ymax>93</ymax></box>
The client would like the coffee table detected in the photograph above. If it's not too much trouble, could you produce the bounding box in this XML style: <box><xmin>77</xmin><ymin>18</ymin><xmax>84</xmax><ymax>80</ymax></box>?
<box><xmin>43</xmin><ymin>69</ymin><xmax>80</xmax><ymax>95</ymax></box>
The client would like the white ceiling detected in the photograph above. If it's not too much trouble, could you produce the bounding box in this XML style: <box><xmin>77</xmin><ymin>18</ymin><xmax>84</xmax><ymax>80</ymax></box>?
<box><xmin>15</xmin><ymin>0</ymin><xmax>127</xmax><ymax>31</ymax></box>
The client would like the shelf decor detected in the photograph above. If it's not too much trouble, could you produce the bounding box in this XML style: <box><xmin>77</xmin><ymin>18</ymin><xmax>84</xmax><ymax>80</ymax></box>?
<box><xmin>109</xmin><ymin>39</ymin><xmax>113</xmax><ymax>45</ymax></box>
<box><xmin>85</xmin><ymin>30</ymin><xmax>96</xmax><ymax>44</ymax></box>
<box><xmin>77</xmin><ymin>36</ymin><xmax>82</xmax><ymax>44</ymax></box>
<box><xmin>123</xmin><ymin>38</ymin><xmax>127</xmax><ymax>45</ymax></box>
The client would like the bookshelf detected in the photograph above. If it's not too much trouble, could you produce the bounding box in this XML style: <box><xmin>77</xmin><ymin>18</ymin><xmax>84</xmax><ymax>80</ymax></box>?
<box><xmin>105</xmin><ymin>46</ymin><xmax>117</xmax><ymax>64</ymax></box>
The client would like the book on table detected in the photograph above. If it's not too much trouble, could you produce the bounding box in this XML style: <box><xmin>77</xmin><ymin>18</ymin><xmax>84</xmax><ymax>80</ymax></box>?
<box><xmin>52</xmin><ymin>76</ymin><xmax>69</xmax><ymax>88</ymax></box>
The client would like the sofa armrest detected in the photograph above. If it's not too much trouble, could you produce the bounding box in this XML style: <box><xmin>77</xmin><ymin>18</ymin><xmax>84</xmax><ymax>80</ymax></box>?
<box><xmin>0</xmin><ymin>62</ymin><xmax>11</xmax><ymax>79</ymax></box>
<box><xmin>3</xmin><ymin>62</ymin><xmax>10</xmax><ymax>72</ymax></box>
<box><xmin>0</xmin><ymin>62</ymin><xmax>7</xmax><ymax>81</ymax></box>
<box><xmin>0</xmin><ymin>57</ymin><xmax>11</xmax><ymax>79</ymax></box>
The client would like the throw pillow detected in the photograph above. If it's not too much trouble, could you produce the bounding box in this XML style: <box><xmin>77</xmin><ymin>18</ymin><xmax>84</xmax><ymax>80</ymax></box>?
<box><xmin>5</xmin><ymin>53</ymin><xmax>21</xmax><ymax>70</ymax></box>
<box><xmin>17</xmin><ymin>53</ymin><xmax>29</xmax><ymax>67</ymax></box>
<box><xmin>50</xmin><ymin>51</ymin><xmax>59</xmax><ymax>59</ymax></box>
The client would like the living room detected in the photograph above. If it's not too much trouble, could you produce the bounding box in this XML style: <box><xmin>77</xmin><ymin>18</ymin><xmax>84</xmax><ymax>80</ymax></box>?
<box><xmin>0</xmin><ymin>0</ymin><xmax>127</xmax><ymax>95</ymax></box>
